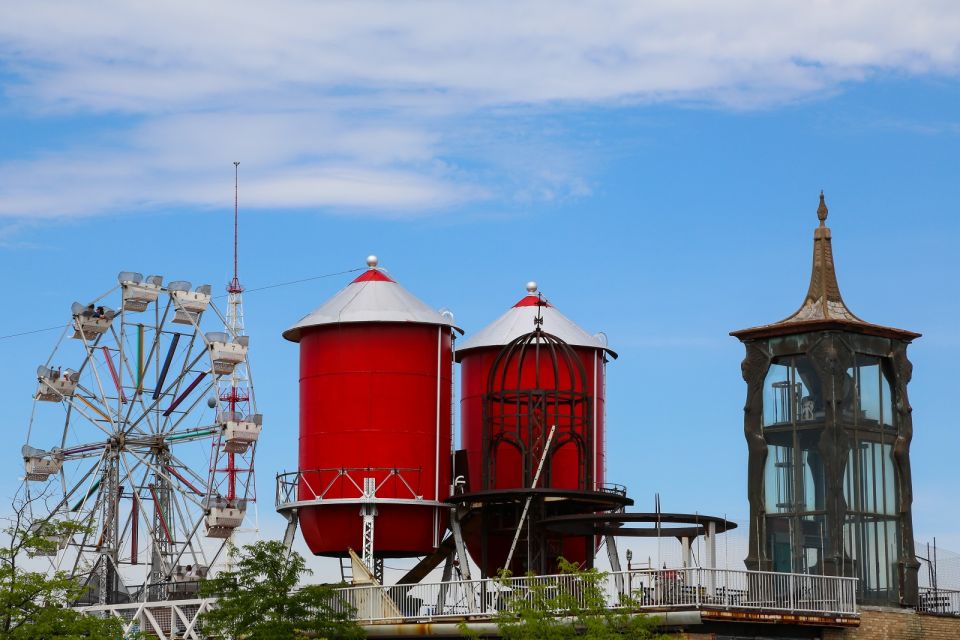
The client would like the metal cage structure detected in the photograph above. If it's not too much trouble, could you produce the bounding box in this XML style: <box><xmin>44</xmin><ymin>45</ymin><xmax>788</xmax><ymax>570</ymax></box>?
<box><xmin>481</xmin><ymin>326</ymin><xmax>594</xmax><ymax>493</ymax></box>
<box><xmin>453</xmin><ymin>310</ymin><xmax>629</xmax><ymax>578</ymax></box>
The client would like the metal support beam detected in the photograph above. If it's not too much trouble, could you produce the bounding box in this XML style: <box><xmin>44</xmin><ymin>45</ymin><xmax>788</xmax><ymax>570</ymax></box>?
<box><xmin>705</xmin><ymin>521</ymin><xmax>717</xmax><ymax>596</ymax></box>
<box><xmin>504</xmin><ymin>424</ymin><xmax>557</xmax><ymax>573</ymax></box>
<box><xmin>436</xmin><ymin>553</ymin><xmax>455</xmax><ymax>614</ymax></box>
<box><xmin>281</xmin><ymin>509</ymin><xmax>299</xmax><ymax>554</ymax></box>
<box><xmin>449</xmin><ymin>510</ymin><xmax>472</xmax><ymax>581</ymax></box>
<box><xmin>449</xmin><ymin>507</ymin><xmax>478</xmax><ymax>613</ymax></box>
<box><xmin>605</xmin><ymin>535</ymin><xmax>625</xmax><ymax>595</ymax></box>
<box><xmin>361</xmin><ymin>477</ymin><xmax>377</xmax><ymax>576</ymax></box>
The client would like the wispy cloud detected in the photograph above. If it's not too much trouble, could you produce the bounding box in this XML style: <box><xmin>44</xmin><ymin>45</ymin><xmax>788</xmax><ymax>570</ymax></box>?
<box><xmin>0</xmin><ymin>0</ymin><xmax>959</xmax><ymax>218</ymax></box>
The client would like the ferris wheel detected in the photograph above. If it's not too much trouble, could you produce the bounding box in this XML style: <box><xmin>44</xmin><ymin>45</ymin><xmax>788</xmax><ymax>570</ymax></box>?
<box><xmin>20</xmin><ymin>271</ymin><xmax>260</xmax><ymax>605</ymax></box>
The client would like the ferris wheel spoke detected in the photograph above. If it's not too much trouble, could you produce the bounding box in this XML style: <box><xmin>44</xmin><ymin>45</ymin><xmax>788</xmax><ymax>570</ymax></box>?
<box><xmin>162</xmin><ymin>381</ymin><xmax>217</xmax><ymax>437</ymax></box>
<box><xmin>167</xmin><ymin>487</ymin><xmax>208</xmax><ymax>569</ymax></box>
<box><xmin>124</xmin><ymin>448</ymin><xmax>205</xmax><ymax>509</ymax></box>
<box><xmin>118</xmin><ymin>345</ymin><xmax>161</xmax><ymax>436</ymax></box>
<box><xmin>75</xmin><ymin>335</ymin><xmax>118</xmax><ymax>432</ymax></box>
<box><xmin>167</xmin><ymin>452</ymin><xmax>215</xmax><ymax>493</ymax></box>
<box><xmin>121</xmin><ymin>314</ymin><xmax>170</xmax><ymax>434</ymax></box>
<box><xmin>117</xmin><ymin>454</ymin><xmax>155</xmax><ymax>567</ymax></box>
<box><xmin>161</xmin><ymin>425</ymin><xmax>219</xmax><ymax>447</ymax></box>
<box><xmin>205</xmin><ymin>301</ymin><xmax>231</xmax><ymax>336</ymax></box>
<box><xmin>62</xmin><ymin>441</ymin><xmax>109</xmax><ymax>460</ymax></box>
<box><xmin>58</xmin><ymin>392</ymin><xmax>116</xmax><ymax>440</ymax></box>
<box><xmin>163</xmin><ymin>324</ymin><xmax>202</xmax><ymax>399</ymax></box>
<box><xmin>65</xmin><ymin>485</ymin><xmax>104</xmax><ymax>579</ymax></box>
<box><xmin>111</xmin><ymin>320</ymin><xmax>165</xmax><ymax>436</ymax></box>
<box><xmin>73</xmin><ymin>379</ymin><xmax>122</xmax><ymax>422</ymax></box>
<box><xmin>118</xmin><ymin>454</ymin><xmax>162</xmax><ymax>570</ymax></box>
<box><xmin>158</xmin><ymin>332</ymin><xmax>205</xmax><ymax>433</ymax></box>
<box><xmin>124</xmin><ymin>347</ymin><xmax>208</xmax><ymax>438</ymax></box>
<box><xmin>45</xmin><ymin>448</ymin><xmax>107</xmax><ymax>519</ymax></box>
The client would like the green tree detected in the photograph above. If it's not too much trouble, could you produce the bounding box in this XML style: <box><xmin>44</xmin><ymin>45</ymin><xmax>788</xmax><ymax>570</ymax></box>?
<box><xmin>0</xmin><ymin>493</ymin><xmax>124</xmax><ymax>639</ymax></box>
<box><xmin>493</xmin><ymin>559</ymin><xmax>672</xmax><ymax>640</ymax></box>
<box><xmin>200</xmin><ymin>540</ymin><xmax>364</xmax><ymax>639</ymax></box>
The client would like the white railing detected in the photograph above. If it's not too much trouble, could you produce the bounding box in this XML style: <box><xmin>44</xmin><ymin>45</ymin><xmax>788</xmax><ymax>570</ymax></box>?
<box><xmin>78</xmin><ymin>598</ymin><xmax>214</xmax><ymax>640</ymax></box>
<box><xmin>76</xmin><ymin>568</ymin><xmax>858</xmax><ymax>638</ymax></box>
<box><xmin>331</xmin><ymin>567</ymin><xmax>859</xmax><ymax>624</ymax></box>
<box><xmin>918</xmin><ymin>587</ymin><xmax>960</xmax><ymax>615</ymax></box>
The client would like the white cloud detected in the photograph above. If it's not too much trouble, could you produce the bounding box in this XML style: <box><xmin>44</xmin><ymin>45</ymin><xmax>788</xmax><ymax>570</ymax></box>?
<box><xmin>0</xmin><ymin>0</ymin><xmax>959</xmax><ymax>218</ymax></box>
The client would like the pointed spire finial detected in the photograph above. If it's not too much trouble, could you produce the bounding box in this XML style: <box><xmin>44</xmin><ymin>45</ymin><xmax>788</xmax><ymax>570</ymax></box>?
<box><xmin>817</xmin><ymin>190</ymin><xmax>828</xmax><ymax>226</ymax></box>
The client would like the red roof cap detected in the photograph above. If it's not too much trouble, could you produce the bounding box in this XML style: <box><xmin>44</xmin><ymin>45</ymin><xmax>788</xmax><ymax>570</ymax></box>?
<box><xmin>513</xmin><ymin>294</ymin><xmax>551</xmax><ymax>308</ymax></box>
<box><xmin>352</xmin><ymin>269</ymin><xmax>394</xmax><ymax>284</ymax></box>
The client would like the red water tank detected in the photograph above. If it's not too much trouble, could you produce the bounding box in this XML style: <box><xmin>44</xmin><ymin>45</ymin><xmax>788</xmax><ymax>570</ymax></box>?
<box><xmin>457</xmin><ymin>282</ymin><xmax>615</xmax><ymax>570</ymax></box>
<box><xmin>283</xmin><ymin>256</ymin><xmax>458</xmax><ymax>557</ymax></box>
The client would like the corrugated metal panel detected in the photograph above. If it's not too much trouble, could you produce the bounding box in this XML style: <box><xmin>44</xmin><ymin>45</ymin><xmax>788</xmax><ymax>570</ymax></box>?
<box><xmin>283</xmin><ymin>266</ymin><xmax>459</xmax><ymax>342</ymax></box>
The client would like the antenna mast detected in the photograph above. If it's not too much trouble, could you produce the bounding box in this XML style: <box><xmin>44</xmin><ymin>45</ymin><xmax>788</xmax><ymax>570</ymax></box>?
<box><xmin>212</xmin><ymin>162</ymin><xmax>256</xmax><ymax>528</ymax></box>
<box><xmin>229</xmin><ymin>161</ymin><xmax>242</xmax><ymax>294</ymax></box>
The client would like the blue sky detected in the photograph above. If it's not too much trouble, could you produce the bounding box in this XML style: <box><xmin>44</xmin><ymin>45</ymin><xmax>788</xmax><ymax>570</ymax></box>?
<box><xmin>1</xmin><ymin>2</ymin><xmax>958</xmax><ymax>577</ymax></box>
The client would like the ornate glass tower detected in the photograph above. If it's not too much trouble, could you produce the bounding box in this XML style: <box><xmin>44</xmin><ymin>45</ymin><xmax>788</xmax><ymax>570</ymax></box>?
<box><xmin>732</xmin><ymin>194</ymin><xmax>920</xmax><ymax>607</ymax></box>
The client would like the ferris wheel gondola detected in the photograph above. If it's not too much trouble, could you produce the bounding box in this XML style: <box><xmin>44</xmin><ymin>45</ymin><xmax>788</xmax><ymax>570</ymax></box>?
<box><xmin>20</xmin><ymin>271</ymin><xmax>259</xmax><ymax>605</ymax></box>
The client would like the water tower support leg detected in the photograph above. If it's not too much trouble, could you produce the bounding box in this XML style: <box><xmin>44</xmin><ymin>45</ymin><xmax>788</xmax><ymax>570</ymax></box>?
<box><xmin>705</xmin><ymin>522</ymin><xmax>717</xmax><ymax>597</ymax></box>
<box><xmin>605</xmin><ymin>535</ymin><xmax>625</xmax><ymax>595</ymax></box>
<box><xmin>449</xmin><ymin>508</ymin><xmax>478</xmax><ymax>613</ymax></box>
<box><xmin>281</xmin><ymin>509</ymin><xmax>299</xmax><ymax>555</ymax></box>
<box><xmin>450</xmin><ymin>510</ymin><xmax>472</xmax><ymax>581</ymax></box>
<box><xmin>361</xmin><ymin>478</ymin><xmax>377</xmax><ymax>577</ymax></box>
<box><xmin>436</xmin><ymin>552</ymin><xmax>454</xmax><ymax>614</ymax></box>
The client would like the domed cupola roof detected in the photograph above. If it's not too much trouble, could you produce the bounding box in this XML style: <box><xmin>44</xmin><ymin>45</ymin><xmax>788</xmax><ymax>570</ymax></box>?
<box><xmin>456</xmin><ymin>281</ymin><xmax>616</xmax><ymax>360</ymax></box>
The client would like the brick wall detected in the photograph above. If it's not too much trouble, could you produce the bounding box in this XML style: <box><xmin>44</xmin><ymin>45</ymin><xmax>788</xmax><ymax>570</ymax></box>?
<box><xmin>824</xmin><ymin>606</ymin><xmax>960</xmax><ymax>640</ymax></box>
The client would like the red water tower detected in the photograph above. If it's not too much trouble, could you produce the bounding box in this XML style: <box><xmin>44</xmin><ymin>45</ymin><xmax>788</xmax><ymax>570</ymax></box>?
<box><xmin>453</xmin><ymin>282</ymin><xmax>625</xmax><ymax>576</ymax></box>
<box><xmin>281</xmin><ymin>256</ymin><xmax>458</xmax><ymax>563</ymax></box>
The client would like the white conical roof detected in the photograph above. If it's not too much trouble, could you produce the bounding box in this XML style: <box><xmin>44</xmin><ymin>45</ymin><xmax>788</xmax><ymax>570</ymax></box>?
<box><xmin>456</xmin><ymin>283</ymin><xmax>616</xmax><ymax>359</ymax></box>
<box><xmin>282</xmin><ymin>256</ymin><xmax>459</xmax><ymax>342</ymax></box>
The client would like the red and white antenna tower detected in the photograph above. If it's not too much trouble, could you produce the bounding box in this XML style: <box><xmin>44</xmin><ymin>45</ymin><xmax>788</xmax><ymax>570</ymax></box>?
<box><xmin>211</xmin><ymin>162</ymin><xmax>257</xmax><ymax>516</ymax></box>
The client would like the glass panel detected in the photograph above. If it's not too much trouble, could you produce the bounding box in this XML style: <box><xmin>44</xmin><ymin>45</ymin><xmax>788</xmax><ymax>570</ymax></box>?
<box><xmin>880</xmin><ymin>443</ymin><xmax>897</xmax><ymax>516</ymax></box>
<box><xmin>856</xmin><ymin>355</ymin><xmax>882</xmax><ymax>425</ymax></box>
<box><xmin>843</xmin><ymin>448</ymin><xmax>855</xmax><ymax>509</ymax></box>
<box><xmin>763</xmin><ymin>357</ymin><xmax>818</xmax><ymax>426</ymax></box>
<box><xmin>848</xmin><ymin>441</ymin><xmax>897</xmax><ymax>516</ymax></box>
<box><xmin>763</xmin><ymin>361</ymin><xmax>791</xmax><ymax>426</ymax></box>
<box><xmin>766</xmin><ymin>516</ymin><xmax>794</xmax><ymax>573</ymax></box>
<box><xmin>793</xmin><ymin>357</ymin><xmax>820</xmax><ymax>423</ymax></box>
<box><xmin>764</xmin><ymin>443</ymin><xmax>794</xmax><ymax>514</ymax></box>
<box><xmin>881</xmin><ymin>366</ymin><xmax>895</xmax><ymax>428</ymax></box>
<box><xmin>799</xmin><ymin>432</ymin><xmax>825</xmax><ymax>512</ymax></box>
<box><xmin>849</xmin><ymin>516</ymin><xmax>899</xmax><ymax>602</ymax></box>
<box><xmin>799</xmin><ymin>514</ymin><xmax>827</xmax><ymax>575</ymax></box>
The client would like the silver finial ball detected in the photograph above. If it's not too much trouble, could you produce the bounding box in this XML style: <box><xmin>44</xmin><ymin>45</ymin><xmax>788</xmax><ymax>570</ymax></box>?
<box><xmin>206</xmin><ymin>396</ymin><xmax>217</xmax><ymax>409</ymax></box>
<box><xmin>366</xmin><ymin>255</ymin><xmax>379</xmax><ymax>268</ymax></box>
<box><xmin>526</xmin><ymin>281</ymin><xmax>537</xmax><ymax>293</ymax></box>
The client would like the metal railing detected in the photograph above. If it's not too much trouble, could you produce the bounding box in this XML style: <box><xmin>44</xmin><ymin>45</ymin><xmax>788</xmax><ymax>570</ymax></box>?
<box><xmin>275</xmin><ymin>467</ymin><xmax>443</xmax><ymax>510</ymax></box>
<box><xmin>76</xmin><ymin>567</ymin><xmax>858</xmax><ymax>638</ymax></box>
<box><xmin>78</xmin><ymin>597</ymin><xmax>213</xmax><ymax>640</ymax></box>
<box><xmin>331</xmin><ymin>567</ymin><xmax>859</xmax><ymax>624</ymax></box>
<box><xmin>918</xmin><ymin>586</ymin><xmax>960</xmax><ymax>615</ymax></box>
